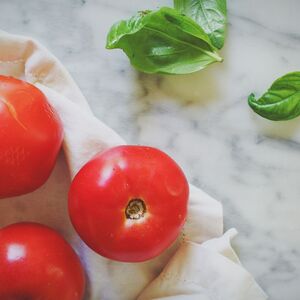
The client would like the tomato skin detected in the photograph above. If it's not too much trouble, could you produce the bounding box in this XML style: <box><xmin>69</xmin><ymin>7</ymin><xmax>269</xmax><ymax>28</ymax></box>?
<box><xmin>0</xmin><ymin>76</ymin><xmax>63</xmax><ymax>198</ymax></box>
<box><xmin>69</xmin><ymin>145</ymin><xmax>189</xmax><ymax>262</ymax></box>
<box><xmin>0</xmin><ymin>222</ymin><xmax>85</xmax><ymax>300</ymax></box>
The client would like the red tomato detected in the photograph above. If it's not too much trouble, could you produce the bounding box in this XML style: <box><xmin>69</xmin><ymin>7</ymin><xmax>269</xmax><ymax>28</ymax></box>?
<box><xmin>69</xmin><ymin>145</ymin><xmax>189</xmax><ymax>262</ymax></box>
<box><xmin>0</xmin><ymin>76</ymin><xmax>63</xmax><ymax>198</ymax></box>
<box><xmin>0</xmin><ymin>222</ymin><xmax>85</xmax><ymax>300</ymax></box>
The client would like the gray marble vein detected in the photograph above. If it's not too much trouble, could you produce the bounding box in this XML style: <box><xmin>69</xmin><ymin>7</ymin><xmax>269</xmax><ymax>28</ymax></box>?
<box><xmin>0</xmin><ymin>0</ymin><xmax>300</xmax><ymax>299</ymax></box>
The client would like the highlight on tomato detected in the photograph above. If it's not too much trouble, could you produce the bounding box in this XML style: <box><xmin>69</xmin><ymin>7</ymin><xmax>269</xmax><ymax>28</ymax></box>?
<box><xmin>0</xmin><ymin>75</ymin><xmax>63</xmax><ymax>199</ymax></box>
<box><xmin>69</xmin><ymin>145</ymin><xmax>189</xmax><ymax>262</ymax></box>
<box><xmin>0</xmin><ymin>222</ymin><xmax>85</xmax><ymax>300</ymax></box>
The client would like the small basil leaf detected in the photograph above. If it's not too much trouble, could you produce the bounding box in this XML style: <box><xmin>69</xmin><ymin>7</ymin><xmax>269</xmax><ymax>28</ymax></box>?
<box><xmin>174</xmin><ymin>0</ymin><xmax>227</xmax><ymax>49</ymax></box>
<box><xmin>106</xmin><ymin>7</ymin><xmax>222</xmax><ymax>75</ymax></box>
<box><xmin>248</xmin><ymin>72</ymin><xmax>300</xmax><ymax>121</ymax></box>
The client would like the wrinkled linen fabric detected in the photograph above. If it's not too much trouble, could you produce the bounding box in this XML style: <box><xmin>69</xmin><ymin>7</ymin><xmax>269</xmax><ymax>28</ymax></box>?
<box><xmin>0</xmin><ymin>31</ymin><xmax>267</xmax><ymax>300</ymax></box>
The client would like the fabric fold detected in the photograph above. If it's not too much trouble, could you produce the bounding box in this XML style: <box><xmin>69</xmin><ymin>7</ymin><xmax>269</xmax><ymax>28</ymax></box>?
<box><xmin>138</xmin><ymin>230</ymin><xmax>267</xmax><ymax>300</ymax></box>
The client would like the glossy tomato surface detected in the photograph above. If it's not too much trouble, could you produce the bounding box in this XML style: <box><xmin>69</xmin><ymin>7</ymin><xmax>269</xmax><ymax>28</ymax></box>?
<box><xmin>0</xmin><ymin>76</ymin><xmax>63</xmax><ymax>198</ymax></box>
<box><xmin>0</xmin><ymin>222</ymin><xmax>85</xmax><ymax>300</ymax></box>
<box><xmin>69</xmin><ymin>145</ymin><xmax>189</xmax><ymax>262</ymax></box>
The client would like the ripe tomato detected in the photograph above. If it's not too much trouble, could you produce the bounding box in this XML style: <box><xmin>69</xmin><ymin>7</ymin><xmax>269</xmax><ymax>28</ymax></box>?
<box><xmin>0</xmin><ymin>76</ymin><xmax>63</xmax><ymax>198</ymax></box>
<box><xmin>0</xmin><ymin>222</ymin><xmax>85</xmax><ymax>300</ymax></box>
<box><xmin>69</xmin><ymin>145</ymin><xmax>189</xmax><ymax>262</ymax></box>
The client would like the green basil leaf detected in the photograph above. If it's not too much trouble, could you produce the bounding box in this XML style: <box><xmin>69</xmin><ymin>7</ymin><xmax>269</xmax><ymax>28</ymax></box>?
<box><xmin>174</xmin><ymin>0</ymin><xmax>227</xmax><ymax>49</ymax></box>
<box><xmin>106</xmin><ymin>7</ymin><xmax>222</xmax><ymax>75</ymax></box>
<box><xmin>248</xmin><ymin>72</ymin><xmax>300</xmax><ymax>121</ymax></box>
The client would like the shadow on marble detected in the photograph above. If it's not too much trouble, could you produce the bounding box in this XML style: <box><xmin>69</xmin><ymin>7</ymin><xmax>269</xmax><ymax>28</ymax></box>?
<box><xmin>250</xmin><ymin>114</ymin><xmax>300</xmax><ymax>141</ymax></box>
<box><xmin>133</xmin><ymin>65</ymin><xmax>226</xmax><ymax>107</ymax></box>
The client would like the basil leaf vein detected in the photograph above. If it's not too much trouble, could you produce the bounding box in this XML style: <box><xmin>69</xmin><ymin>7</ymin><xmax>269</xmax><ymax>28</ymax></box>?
<box><xmin>174</xmin><ymin>0</ymin><xmax>227</xmax><ymax>49</ymax></box>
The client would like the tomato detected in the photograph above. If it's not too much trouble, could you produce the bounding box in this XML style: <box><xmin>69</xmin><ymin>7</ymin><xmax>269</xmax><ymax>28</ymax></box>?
<box><xmin>0</xmin><ymin>76</ymin><xmax>63</xmax><ymax>198</ymax></box>
<box><xmin>0</xmin><ymin>222</ymin><xmax>85</xmax><ymax>300</ymax></box>
<box><xmin>68</xmin><ymin>145</ymin><xmax>189</xmax><ymax>262</ymax></box>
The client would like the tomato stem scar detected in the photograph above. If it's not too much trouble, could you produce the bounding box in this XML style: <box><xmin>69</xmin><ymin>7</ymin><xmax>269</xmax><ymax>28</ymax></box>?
<box><xmin>125</xmin><ymin>199</ymin><xmax>146</xmax><ymax>220</ymax></box>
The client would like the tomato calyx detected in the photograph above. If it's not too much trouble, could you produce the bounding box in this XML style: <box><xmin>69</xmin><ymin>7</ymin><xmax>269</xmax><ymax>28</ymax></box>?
<box><xmin>125</xmin><ymin>198</ymin><xmax>146</xmax><ymax>220</ymax></box>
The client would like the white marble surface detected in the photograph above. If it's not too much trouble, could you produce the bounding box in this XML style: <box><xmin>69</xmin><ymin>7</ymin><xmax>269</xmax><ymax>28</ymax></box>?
<box><xmin>1</xmin><ymin>0</ymin><xmax>300</xmax><ymax>299</ymax></box>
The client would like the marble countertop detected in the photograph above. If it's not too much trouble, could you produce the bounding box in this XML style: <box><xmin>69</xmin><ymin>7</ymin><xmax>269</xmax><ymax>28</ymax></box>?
<box><xmin>1</xmin><ymin>0</ymin><xmax>300</xmax><ymax>299</ymax></box>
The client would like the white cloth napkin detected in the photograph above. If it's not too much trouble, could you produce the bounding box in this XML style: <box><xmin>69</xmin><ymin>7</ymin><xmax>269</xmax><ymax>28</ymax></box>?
<box><xmin>0</xmin><ymin>31</ymin><xmax>267</xmax><ymax>300</ymax></box>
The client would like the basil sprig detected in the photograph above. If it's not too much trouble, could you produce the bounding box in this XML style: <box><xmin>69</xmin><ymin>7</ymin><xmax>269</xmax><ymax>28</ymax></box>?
<box><xmin>106</xmin><ymin>1</ymin><xmax>227</xmax><ymax>75</ymax></box>
<box><xmin>248</xmin><ymin>72</ymin><xmax>300</xmax><ymax>121</ymax></box>
<box><xmin>106</xmin><ymin>7</ymin><xmax>222</xmax><ymax>75</ymax></box>
<box><xmin>174</xmin><ymin>0</ymin><xmax>227</xmax><ymax>49</ymax></box>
